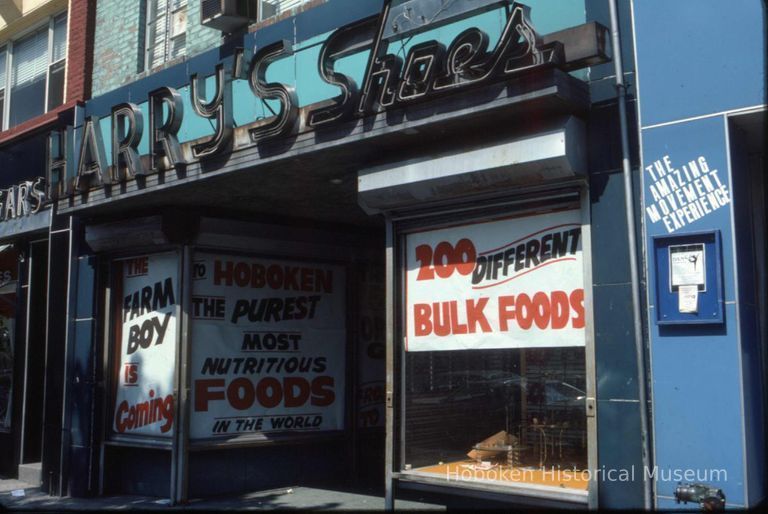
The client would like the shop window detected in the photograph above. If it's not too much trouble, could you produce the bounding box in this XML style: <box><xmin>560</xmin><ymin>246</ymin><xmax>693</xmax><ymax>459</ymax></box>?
<box><xmin>110</xmin><ymin>253</ymin><xmax>179</xmax><ymax>441</ymax></box>
<box><xmin>259</xmin><ymin>0</ymin><xmax>311</xmax><ymax>21</ymax></box>
<box><xmin>401</xmin><ymin>207</ymin><xmax>590</xmax><ymax>492</ymax></box>
<box><xmin>145</xmin><ymin>0</ymin><xmax>188</xmax><ymax>71</ymax></box>
<box><xmin>0</xmin><ymin>12</ymin><xmax>68</xmax><ymax>130</ymax></box>
<box><xmin>188</xmin><ymin>252</ymin><xmax>346</xmax><ymax>441</ymax></box>
<box><xmin>0</xmin><ymin>246</ymin><xmax>18</xmax><ymax>432</ymax></box>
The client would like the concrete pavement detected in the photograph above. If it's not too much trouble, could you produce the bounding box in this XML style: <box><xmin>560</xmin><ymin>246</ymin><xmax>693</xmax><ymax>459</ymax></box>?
<box><xmin>0</xmin><ymin>481</ymin><xmax>445</xmax><ymax>511</ymax></box>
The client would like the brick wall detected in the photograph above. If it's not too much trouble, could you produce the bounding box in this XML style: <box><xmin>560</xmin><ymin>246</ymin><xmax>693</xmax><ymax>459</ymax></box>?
<box><xmin>91</xmin><ymin>0</ymin><xmax>144</xmax><ymax>97</ymax></box>
<box><xmin>66</xmin><ymin>0</ymin><xmax>96</xmax><ymax>102</ymax></box>
<box><xmin>91</xmin><ymin>0</ymin><xmax>221</xmax><ymax>98</ymax></box>
<box><xmin>186</xmin><ymin>1</ymin><xmax>221</xmax><ymax>62</ymax></box>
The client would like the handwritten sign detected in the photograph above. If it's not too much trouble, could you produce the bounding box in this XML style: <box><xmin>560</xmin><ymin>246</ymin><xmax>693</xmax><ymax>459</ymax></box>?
<box><xmin>188</xmin><ymin>253</ymin><xmax>346</xmax><ymax>439</ymax></box>
<box><xmin>644</xmin><ymin>155</ymin><xmax>730</xmax><ymax>234</ymax></box>
<box><xmin>113</xmin><ymin>253</ymin><xmax>178</xmax><ymax>438</ymax></box>
<box><xmin>405</xmin><ymin>209</ymin><xmax>585</xmax><ymax>352</ymax></box>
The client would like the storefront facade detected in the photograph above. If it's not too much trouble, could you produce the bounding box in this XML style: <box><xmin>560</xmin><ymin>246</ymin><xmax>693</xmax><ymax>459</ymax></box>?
<box><xmin>0</xmin><ymin>0</ymin><xmax>762</xmax><ymax>510</ymax></box>
<box><xmin>0</xmin><ymin>0</ymin><xmax>95</xmax><ymax>496</ymax></box>
<box><xmin>47</xmin><ymin>0</ymin><xmax>647</xmax><ymax>508</ymax></box>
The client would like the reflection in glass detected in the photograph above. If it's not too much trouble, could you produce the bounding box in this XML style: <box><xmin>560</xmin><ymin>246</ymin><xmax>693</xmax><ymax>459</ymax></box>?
<box><xmin>0</xmin><ymin>296</ymin><xmax>16</xmax><ymax>432</ymax></box>
<box><xmin>404</xmin><ymin>347</ymin><xmax>588</xmax><ymax>490</ymax></box>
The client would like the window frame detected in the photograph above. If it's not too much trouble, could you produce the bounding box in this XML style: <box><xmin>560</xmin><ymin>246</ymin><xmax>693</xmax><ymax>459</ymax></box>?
<box><xmin>0</xmin><ymin>11</ymin><xmax>68</xmax><ymax>131</ymax></box>
<box><xmin>0</xmin><ymin>44</ymin><xmax>8</xmax><ymax>130</ymax></box>
<box><xmin>389</xmin><ymin>187</ymin><xmax>599</xmax><ymax>506</ymax></box>
<box><xmin>47</xmin><ymin>12</ymin><xmax>68</xmax><ymax>112</ymax></box>
<box><xmin>259</xmin><ymin>0</ymin><xmax>312</xmax><ymax>22</ymax></box>
<box><xmin>144</xmin><ymin>0</ymin><xmax>188</xmax><ymax>72</ymax></box>
<box><xmin>105</xmin><ymin>249</ymin><xmax>182</xmax><ymax>448</ymax></box>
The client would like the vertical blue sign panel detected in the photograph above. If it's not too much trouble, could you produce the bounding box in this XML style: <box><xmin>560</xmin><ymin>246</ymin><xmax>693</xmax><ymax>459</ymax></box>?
<box><xmin>642</xmin><ymin>116</ymin><xmax>745</xmax><ymax>507</ymax></box>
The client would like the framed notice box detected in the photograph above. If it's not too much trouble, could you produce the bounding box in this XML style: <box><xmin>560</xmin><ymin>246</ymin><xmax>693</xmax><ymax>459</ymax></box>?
<box><xmin>653</xmin><ymin>231</ymin><xmax>723</xmax><ymax>325</ymax></box>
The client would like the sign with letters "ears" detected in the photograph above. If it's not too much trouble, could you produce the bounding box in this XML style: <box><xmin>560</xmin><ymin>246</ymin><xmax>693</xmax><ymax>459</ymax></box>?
<box><xmin>0</xmin><ymin>178</ymin><xmax>46</xmax><ymax>222</ymax></box>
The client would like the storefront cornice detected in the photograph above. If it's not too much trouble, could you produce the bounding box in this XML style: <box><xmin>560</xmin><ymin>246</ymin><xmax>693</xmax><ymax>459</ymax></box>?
<box><xmin>0</xmin><ymin>101</ymin><xmax>78</xmax><ymax>147</ymax></box>
<box><xmin>56</xmin><ymin>68</ymin><xmax>589</xmax><ymax>216</ymax></box>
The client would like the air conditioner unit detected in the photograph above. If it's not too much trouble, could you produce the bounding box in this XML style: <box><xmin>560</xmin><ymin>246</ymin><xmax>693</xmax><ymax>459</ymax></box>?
<box><xmin>201</xmin><ymin>0</ymin><xmax>259</xmax><ymax>32</ymax></box>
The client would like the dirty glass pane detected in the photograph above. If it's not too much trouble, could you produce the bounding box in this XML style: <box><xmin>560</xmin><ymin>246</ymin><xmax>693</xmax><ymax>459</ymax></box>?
<box><xmin>404</xmin><ymin>347</ymin><xmax>588</xmax><ymax>490</ymax></box>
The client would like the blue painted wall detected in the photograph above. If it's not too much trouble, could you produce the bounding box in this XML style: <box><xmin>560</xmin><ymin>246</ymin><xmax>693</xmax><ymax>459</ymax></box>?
<box><xmin>634</xmin><ymin>0</ymin><xmax>765</xmax><ymax>127</ymax></box>
<box><xmin>83</xmin><ymin>0</ymin><xmax>593</xmax><ymax>168</ymax></box>
<box><xmin>634</xmin><ymin>0</ymin><xmax>766</xmax><ymax>508</ymax></box>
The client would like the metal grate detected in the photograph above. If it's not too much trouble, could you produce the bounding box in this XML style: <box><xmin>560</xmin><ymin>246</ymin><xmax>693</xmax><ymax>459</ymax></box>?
<box><xmin>201</xmin><ymin>0</ymin><xmax>222</xmax><ymax>19</ymax></box>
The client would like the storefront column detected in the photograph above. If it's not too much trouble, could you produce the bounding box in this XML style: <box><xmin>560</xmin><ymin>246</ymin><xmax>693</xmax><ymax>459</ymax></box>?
<box><xmin>173</xmin><ymin>245</ymin><xmax>193</xmax><ymax>505</ymax></box>
<box><xmin>384</xmin><ymin>218</ymin><xmax>394</xmax><ymax>511</ymax></box>
<box><xmin>41</xmin><ymin>215</ymin><xmax>73</xmax><ymax>495</ymax></box>
<box><xmin>61</xmin><ymin>216</ymin><xmax>101</xmax><ymax>497</ymax></box>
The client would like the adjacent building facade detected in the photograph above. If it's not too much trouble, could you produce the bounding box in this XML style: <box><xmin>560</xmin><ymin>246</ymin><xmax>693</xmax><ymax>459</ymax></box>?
<box><xmin>0</xmin><ymin>0</ymin><xmax>764</xmax><ymax>509</ymax></box>
<box><xmin>0</xmin><ymin>0</ymin><xmax>95</xmax><ymax>496</ymax></box>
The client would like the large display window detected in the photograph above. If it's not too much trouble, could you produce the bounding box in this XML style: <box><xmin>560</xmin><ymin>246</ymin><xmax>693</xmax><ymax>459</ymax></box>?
<box><xmin>188</xmin><ymin>252</ymin><xmax>347</xmax><ymax>442</ymax></box>
<box><xmin>107</xmin><ymin>250</ymin><xmax>348</xmax><ymax>444</ymax></box>
<box><xmin>399</xmin><ymin>206</ymin><xmax>592</xmax><ymax>493</ymax></box>
<box><xmin>110</xmin><ymin>252</ymin><xmax>180</xmax><ymax>441</ymax></box>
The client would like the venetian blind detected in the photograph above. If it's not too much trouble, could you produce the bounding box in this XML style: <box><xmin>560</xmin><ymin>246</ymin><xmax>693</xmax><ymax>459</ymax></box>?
<box><xmin>0</xmin><ymin>49</ymin><xmax>6</xmax><ymax>90</ymax></box>
<box><xmin>11</xmin><ymin>29</ymin><xmax>49</xmax><ymax>87</ymax></box>
<box><xmin>149</xmin><ymin>0</ymin><xmax>169</xmax><ymax>69</ymax></box>
<box><xmin>263</xmin><ymin>0</ymin><xmax>308</xmax><ymax>16</ymax></box>
<box><xmin>52</xmin><ymin>13</ymin><xmax>68</xmax><ymax>63</ymax></box>
<box><xmin>148</xmin><ymin>0</ymin><xmax>187</xmax><ymax>69</ymax></box>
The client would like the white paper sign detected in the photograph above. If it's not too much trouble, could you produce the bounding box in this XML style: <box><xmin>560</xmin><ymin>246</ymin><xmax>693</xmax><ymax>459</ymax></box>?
<box><xmin>670</xmin><ymin>245</ymin><xmax>705</xmax><ymax>287</ymax></box>
<box><xmin>405</xmin><ymin>209</ymin><xmax>585</xmax><ymax>352</ymax></box>
<box><xmin>678</xmin><ymin>284</ymin><xmax>699</xmax><ymax>313</ymax></box>
<box><xmin>189</xmin><ymin>253</ymin><xmax>346</xmax><ymax>439</ymax></box>
<box><xmin>113</xmin><ymin>253</ymin><xmax>178</xmax><ymax>437</ymax></box>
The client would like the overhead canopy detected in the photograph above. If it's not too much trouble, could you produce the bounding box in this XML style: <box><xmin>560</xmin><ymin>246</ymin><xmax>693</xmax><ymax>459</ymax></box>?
<box><xmin>357</xmin><ymin>116</ymin><xmax>586</xmax><ymax>214</ymax></box>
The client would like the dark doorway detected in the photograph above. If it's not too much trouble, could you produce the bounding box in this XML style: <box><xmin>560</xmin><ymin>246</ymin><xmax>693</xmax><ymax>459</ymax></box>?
<box><xmin>20</xmin><ymin>240</ymin><xmax>49</xmax><ymax>465</ymax></box>
<box><xmin>729</xmin><ymin>109</ymin><xmax>767</xmax><ymax>506</ymax></box>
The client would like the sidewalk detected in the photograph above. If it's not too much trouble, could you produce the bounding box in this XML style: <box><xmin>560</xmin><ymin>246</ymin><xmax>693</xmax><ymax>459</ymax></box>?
<box><xmin>0</xmin><ymin>481</ymin><xmax>445</xmax><ymax>511</ymax></box>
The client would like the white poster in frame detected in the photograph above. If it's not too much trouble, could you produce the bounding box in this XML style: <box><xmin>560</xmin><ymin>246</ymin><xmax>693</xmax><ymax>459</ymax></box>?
<box><xmin>405</xmin><ymin>208</ymin><xmax>586</xmax><ymax>352</ymax></box>
<box><xmin>188</xmin><ymin>252</ymin><xmax>346</xmax><ymax>440</ymax></box>
<box><xmin>112</xmin><ymin>252</ymin><xmax>179</xmax><ymax>438</ymax></box>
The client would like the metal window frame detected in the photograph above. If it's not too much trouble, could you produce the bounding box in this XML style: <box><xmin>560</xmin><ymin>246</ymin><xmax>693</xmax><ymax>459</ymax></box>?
<box><xmin>176</xmin><ymin>244</ymin><xmax>354</xmax><ymax>503</ymax></box>
<box><xmin>98</xmin><ymin>248</ymin><xmax>183</xmax><ymax>503</ymax></box>
<box><xmin>98</xmin><ymin>241</ymin><xmax>357</xmax><ymax>503</ymax></box>
<box><xmin>0</xmin><ymin>43</ymin><xmax>9</xmax><ymax>131</ymax></box>
<box><xmin>144</xmin><ymin>0</ymin><xmax>188</xmax><ymax>72</ymax></box>
<box><xmin>384</xmin><ymin>184</ymin><xmax>598</xmax><ymax>508</ymax></box>
<box><xmin>46</xmin><ymin>12</ymin><xmax>68</xmax><ymax>110</ymax></box>
<box><xmin>181</xmin><ymin>245</ymin><xmax>353</xmax><ymax>450</ymax></box>
<box><xmin>259</xmin><ymin>0</ymin><xmax>311</xmax><ymax>22</ymax></box>
<box><xmin>44</xmin><ymin>16</ymin><xmax>54</xmax><ymax>114</ymax></box>
<box><xmin>101</xmin><ymin>248</ymin><xmax>182</xmax><ymax>444</ymax></box>
<box><xmin>0</xmin><ymin>41</ymin><xmax>8</xmax><ymax>131</ymax></box>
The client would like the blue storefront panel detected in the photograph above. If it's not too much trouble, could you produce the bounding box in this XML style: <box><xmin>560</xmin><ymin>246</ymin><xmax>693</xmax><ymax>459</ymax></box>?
<box><xmin>633</xmin><ymin>0</ymin><xmax>766</xmax><ymax>127</ymax></box>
